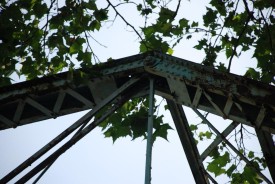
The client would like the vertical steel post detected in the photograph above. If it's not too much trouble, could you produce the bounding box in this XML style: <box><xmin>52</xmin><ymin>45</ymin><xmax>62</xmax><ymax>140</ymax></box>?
<box><xmin>145</xmin><ymin>78</ymin><xmax>155</xmax><ymax>184</ymax></box>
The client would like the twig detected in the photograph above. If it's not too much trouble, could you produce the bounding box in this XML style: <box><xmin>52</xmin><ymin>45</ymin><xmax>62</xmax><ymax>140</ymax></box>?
<box><xmin>86</xmin><ymin>31</ymin><xmax>107</xmax><ymax>48</ymax></box>
<box><xmin>171</xmin><ymin>0</ymin><xmax>181</xmax><ymax>21</ymax></box>
<box><xmin>105</xmin><ymin>0</ymin><xmax>149</xmax><ymax>50</ymax></box>
<box><xmin>259</xmin><ymin>9</ymin><xmax>273</xmax><ymax>51</ymax></box>
<box><xmin>227</xmin><ymin>16</ymin><xmax>250</xmax><ymax>73</ymax></box>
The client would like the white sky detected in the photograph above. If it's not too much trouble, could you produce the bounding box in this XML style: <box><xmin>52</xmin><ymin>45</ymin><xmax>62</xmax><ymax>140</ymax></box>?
<box><xmin>0</xmin><ymin>1</ymin><xmax>270</xmax><ymax>184</ymax></box>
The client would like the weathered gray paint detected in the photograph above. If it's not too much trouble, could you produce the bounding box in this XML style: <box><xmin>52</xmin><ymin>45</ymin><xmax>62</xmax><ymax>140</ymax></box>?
<box><xmin>1</xmin><ymin>52</ymin><xmax>274</xmax><ymax>183</ymax></box>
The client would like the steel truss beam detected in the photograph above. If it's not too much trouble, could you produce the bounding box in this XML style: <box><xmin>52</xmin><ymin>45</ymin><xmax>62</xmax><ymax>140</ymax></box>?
<box><xmin>256</xmin><ymin>130</ymin><xmax>275</xmax><ymax>182</ymax></box>
<box><xmin>143</xmin><ymin>52</ymin><xmax>275</xmax><ymax>133</ymax></box>
<box><xmin>145</xmin><ymin>79</ymin><xmax>155</xmax><ymax>184</ymax></box>
<box><xmin>0</xmin><ymin>77</ymin><xmax>142</xmax><ymax>184</ymax></box>
<box><xmin>1</xmin><ymin>52</ymin><xmax>275</xmax><ymax>183</ymax></box>
<box><xmin>193</xmin><ymin>108</ymin><xmax>273</xmax><ymax>184</ymax></box>
<box><xmin>15</xmin><ymin>96</ymin><xmax>127</xmax><ymax>184</ymax></box>
<box><xmin>1</xmin><ymin>52</ymin><xmax>274</xmax><ymax>132</ymax></box>
<box><xmin>166</xmin><ymin>99</ymin><xmax>211</xmax><ymax>184</ymax></box>
<box><xmin>200</xmin><ymin>121</ymin><xmax>239</xmax><ymax>161</ymax></box>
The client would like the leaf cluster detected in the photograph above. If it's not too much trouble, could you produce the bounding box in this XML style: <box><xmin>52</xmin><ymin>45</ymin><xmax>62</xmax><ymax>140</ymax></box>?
<box><xmin>0</xmin><ymin>0</ymin><xmax>108</xmax><ymax>86</ymax></box>
<box><xmin>193</xmin><ymin>0</ymin><xmax>275</xmax><ymax>83</ymax></box>
<box><xmin>207</xmin><ymin>146</ymin><xmax>265</xmax><ymax>183</ymax></box>
<box><xmin>0</xmin><ymin>1</ymin><xmax>274</xmax><ymax>182</ymax></box>
<box><xmin>96</xmin><ymin>97</ymin><xmax>172</xmax><ymax>143</ymax></box>
<box><xmin>138</xmin><ymin>1</ymin><xmax>198</xmax><ymax>55</ymax></box>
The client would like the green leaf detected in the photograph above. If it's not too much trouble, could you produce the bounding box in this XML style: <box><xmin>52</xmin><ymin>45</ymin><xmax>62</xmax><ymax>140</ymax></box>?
<box><xmin>33</xmin><ymin>2</ymin><xmax>48</xmax><ymax>18</ymax></box>
<box><xmin>90</xmin><ymin>20</ymin><xmax>101</xmax><ymax>31</ymax></box>
<box><xmin>242</xmin><ymin>165</ymin><xmax>259</xmax><ymax>184</ymax></box>
<box><xmin>83</xmin><ymin>52</ymin><xmax>92</xmax><ymax>62</ymax></box>
<box><xmin>216</xmin><ymin>62</ymin><xmax>227</xmax><ymax>72</ymax></box>
<box><xmin>48</xmin><ymin>34</ymin><xmax>63</xmax><ymax>49</ymax></box>
<box><xmin>207</xmin><ymin>151</ymin><xmax>230</xmax><ymax>177</ymax></box>
<box><xmin>219</xmin><ymin>151</ymin><xmax>230</xmax><ymax>167</ymax></box>
<box><xmin>103</xmin><ymin>125</ymin><xmax>131</xmax><ymax>143</ymax></box>
<box><xmin>83</xmin><ymin>1</ymin><xmax>97</xmax><ymax>10</ymax></box>
<box><xmin>153</xmin><ymin>123</ymin><xmax>172</xmax><ymax>141</ymax></box>
<box><xmin>140</xmin><ymin>42</ymin><xmax>149</xmax><ymax>53</ymax></box>
<box><xmin>69</xmin><ymin>37</ymin><xmax>85</xmax><ymax>54</ymax></box>
<box><xmin>179</xmin><ymin>18</ymin><xmax>189</xmax><ymax>28</ymax></box>
<box><xmin>160</xmin><ymin>22</ymin><xmax>172</xmax><ymax>36</ymax></box>
<box><xmin>137</xmin><ymin>4</ymin><xmax>142</xmax><ymax>11</ymax></box>
<box><xmin>203</xmin><ymin>7</ymin><xmax>217</xmax><ymax>27</ymax></box>
<box><xmin>191</xmin><ymin>21</ymin><xmax>198</xmax><ymax>27</ymax></box>
<box><xmin>70</xmin><ymin>42</ymin><xmax>81</xmax><ymax>54</ymax></box>
<box><xmin>245</xmin><ymin>68</ymin><xmax>260</xmax><ymax>80</ymax></box>
<box><xmin>142</xmin><ymin>26</ymin><xmax>155</xmax><ymax>37</ymax></box>
<box><xmin>210</xmin><ymin>0</ymin><xmax>226</xmax><ymax>16</ymax></box>
<box><xmin>167</xmin><ymin>48</ymin><xmax>173</xmax><ymax>55</ymax></box>
<box><xmin>205</xmin><ymin>131</ymin><xmax>212</xmax><ymax>139</ymax></box>
<box><xmin>225</xmin><ymin>46</ymin><xmax>233</xmax><ymax>59</ymax></box>
<box><xmin>207</xmin><ymin>162</ymin><xmax>226</xmax><ymax>177</ymax></box>
<box><xmin>158</xmin><ymin>7</ymin><xmax>174</xmax><ymax>23</ymax></box>
<box><xmin>226</xmin><ymin>164</ymin><xmax>237</xmax><ymax>177</ymax></box>
<box><xmin>194</xmin><ymin>39</ymin><xmax>207</xmax><ymax>50</ymax></box>
<box><xmin>94</xmin><ymin>9</ymin><xmax>108</xmax><ymax>21</ymax></box>
<box><xmin>186</xmin><ymin>35</ymin><xmax>192</xmax><ymax>39</ymax></box>
<box><xmin>248</xmin><ymin>151</ymin><xmax>255</xmax><ymax>159</ymax></box>
<box><xmin>189</xmin><ymin>124</ymin><xmax>198</xmax><ymax>131</ymax></box>
<box><xmin>141</xmin><ymin>8</ymin><xmax>152</xmax><ymax>15</ymax></box>
<box><xmin>50</xmin><ymin>56</ymin><xmax>66</xmax><ymax>72</ymax></box>
<box><xmin>130</xmin><ymin>116</ymin><xmax>147</xmax><ymax>140</ymax></box>
<box><xmin>207</xmin><ymin>161</ymin><xmax>220</xmax><ymax>174</ymax></box>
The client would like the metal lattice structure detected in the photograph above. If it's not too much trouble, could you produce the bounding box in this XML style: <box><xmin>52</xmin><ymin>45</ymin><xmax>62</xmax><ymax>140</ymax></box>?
<box><xmin>0</xmin><ymin>52</ymin><xmax>275</xmax><ymax>183</ymax></box>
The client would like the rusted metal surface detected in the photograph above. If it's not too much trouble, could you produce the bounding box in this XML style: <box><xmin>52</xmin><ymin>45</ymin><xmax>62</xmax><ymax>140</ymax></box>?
<box><xmin>167</xmin><ymin>99</ymin><xmax>210</xmax><ymax>184</ymax></box>
<box><xmin>1</xmin><ymin>51</ymin><xmax>275</xmax><ymax>183</ymax></box>
<box><xmin>0</xmin><ymin>77</ymin><xmax>142</xmax><ymax>183</ymax></box>
<box><xmin>1</xmin><ymin>52</ymin><xmax>274</xmax><ymax>132</ymax></box>
<box><xmin>144</xmin><ymin>52</ymin><xmax>275</xmax><ymax>132</ymax></box>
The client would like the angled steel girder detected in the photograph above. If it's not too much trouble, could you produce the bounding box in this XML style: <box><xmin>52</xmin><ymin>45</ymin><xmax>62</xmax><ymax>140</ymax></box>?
<box><xmin>1</xmin><ymin>77</ymin><xmax>145</xmax><ymax>183</ymax></box>
<box><xmin>1</xmin><ymin>52</ymin><xmax>274</xmax><ymax>132</ymax></box>
<box><xmin>166</xmin><ymin>99</ymin><xmax>211</xmax><ymax>184</ymax></box>
<box><xmin>1</xmin><ymin>52</ymin><xmax>275</xmax><ymax>183</ymax></box>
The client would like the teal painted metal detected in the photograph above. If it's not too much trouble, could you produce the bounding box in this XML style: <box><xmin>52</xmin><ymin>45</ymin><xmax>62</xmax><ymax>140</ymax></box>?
<box><xmin>143</xmin><ymin>52</ymin><xmax>275</xmax><ymax>132</ymax></box>
<box><xmin>1</xmin><ymin>52</ymin><xmax>274</xmax><ymax>132</ymax></box>
<box><xmin>256</xmin><ymin>130</ymin><xmax>275</xmax><ymax>182</ymax></box>
<box><xmin>0</xmin><ymin>77</ymin><xmax>141</xmax><ymax>183</ymax></box>
<box><xmin>1</xmin><ymin>52</ymin><xmax>275</xmax><ymax>183</ymax></box>
<box><xmin>144</xmin><ymin>79</ymin><xmax>154</xmax><ymax>184</ymax></box>
<box><xmin>193</xmin><ymin>108</ymin><xmax>273</xmax><ymax>184</ymax></box>
<box><xmin>200</xmin><ymin>121</ymin><xmax>239</xmax><ymax>161</ymax></box>
<box><xmin>15</xmin><ymin>95</ymin><xmax>130</xmax><ymax>184</ymax></box>
<box><xmin>167</xmin><ymin>99</ymin><xmax>210</xmax><ymax>184</ymax></box>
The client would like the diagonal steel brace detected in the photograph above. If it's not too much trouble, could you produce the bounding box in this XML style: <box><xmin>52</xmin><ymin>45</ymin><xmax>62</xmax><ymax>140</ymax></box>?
<box><xmin>0</xmin><ymin>77</ymin><xmax>140</xmax><ymax>184</ymax></box>
<box><xmin>167</xmin><ymin>100</ymin><xmax>211</xmax><ymax>184</ymax></box>
<box><xmin>193</xmin><ymin>108</ymin><xmax>273</xmax><ymax>184</ymax></box>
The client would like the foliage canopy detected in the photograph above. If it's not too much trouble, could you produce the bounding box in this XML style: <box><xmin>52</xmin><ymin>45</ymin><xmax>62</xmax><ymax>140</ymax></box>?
<box><xmin>0</xmin><ymin>0</ymin><xmax>274</xmax><ymax>183</ymax></box>
<box><xmin>0</xmin><ymin>0</ymin><xmax>274</xmax><ymax>86</ymax></box>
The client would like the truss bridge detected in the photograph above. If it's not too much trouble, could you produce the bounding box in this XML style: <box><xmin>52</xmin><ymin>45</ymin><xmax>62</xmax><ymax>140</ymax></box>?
<box><xmin>1</xmin><ymin>52</ymin><xmax>274</xmax><ymax>183</ymax></box>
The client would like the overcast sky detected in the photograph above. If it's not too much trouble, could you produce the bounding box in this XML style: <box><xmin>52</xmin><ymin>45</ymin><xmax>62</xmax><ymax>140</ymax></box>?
<box><xmin>1</xmin><ymin>1</ymin><xmax>270</xmax><ymax>184</ymax></box>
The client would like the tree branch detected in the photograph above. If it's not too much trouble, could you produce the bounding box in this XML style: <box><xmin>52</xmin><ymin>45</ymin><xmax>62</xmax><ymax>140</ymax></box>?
<box><xmin>105</xmin><ymin>0</ymin><xmax>148</xmax><ymax>49</ymax></box>
<box><xmin>171</xmin><ymin>0</ymin><xmax>181</xmax><ymax>21</ymax></box>
<box><xmin>259</xmin><ymin>9</ymin><xmax>273</xmax><ymax>51</ymax></box>
<box><xmin>227</xmin><ymin>16</ymin><xmax>250</xmax><ymax>73</ymax></box>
